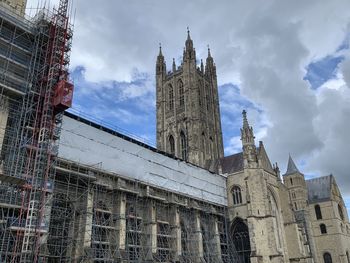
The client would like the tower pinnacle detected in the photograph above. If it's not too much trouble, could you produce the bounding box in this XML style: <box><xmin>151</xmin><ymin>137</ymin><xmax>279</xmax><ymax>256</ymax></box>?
<box><xmin>285</xmin><ymin>155</ymin><xmax>300</xmax><ymax>175</ymax></box>
<box><xmin>208</xmin><ymin>45</ymin><xmax>212</xmax><ymax>58</ymax></box>
<box><xmin>185</xmin><ymin>27</ymin><xmax>193</xmax><ymax>51</ymax></box>
<box><xmin>156</xmin><ymin>43</ymin><xmax>165</xmax><ymax>75</ymax></box>
<box><xmin>241</xmin><ymin>110</ymin><xmax>255</xmax><ymax>146</ymax></box>
<box><xmin>158</xmin><ymin>43</ymin><xmax>163</xmax><ymax>57</ymax></box>
<box><xmin>242</xmin><ymin>110</ymin><xmax>249</xmax><ymax>129</ymax></box>
<box><xmin>241</xmin><ymin>110</ymin><xmax>257</xmax><ymax>168</ymax></box>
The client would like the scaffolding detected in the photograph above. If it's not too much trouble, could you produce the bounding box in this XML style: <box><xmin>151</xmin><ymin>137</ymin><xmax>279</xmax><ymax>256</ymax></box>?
<box><xmin>0</xmin><ymin>0</ymin><xmax>73</xmax><ymax>262</ymax></box>
<box><xmin>42</xmin><ymin>157</ymin><xmax>243</xmax><ymax>263</ymax></box>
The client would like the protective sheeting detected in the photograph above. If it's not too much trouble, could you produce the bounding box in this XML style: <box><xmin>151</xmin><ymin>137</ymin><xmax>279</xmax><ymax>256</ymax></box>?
<box><xmin>306</xmin><ymin>175</ymin><xmax>332</xmax><ymax>203</ymax></box>
<box><xmin>58</xmin><ymin>115</ymin><xmax>227</xmax><ymax>205</ymax></box>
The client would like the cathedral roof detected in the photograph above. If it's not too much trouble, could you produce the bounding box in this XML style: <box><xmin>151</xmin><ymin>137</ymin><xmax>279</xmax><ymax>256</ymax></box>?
<box><xmin>283</xmin><ymin>155</ymin><xmax>300</xmax><ymax>176</ymax></box>
<box><xmin>306</xmin><ymin>175</ymin><xmax>333</xmax><ymax>203</ymax></box>
<box><xmin>220</xmin><ymin>152</ymin><xmax>244</xmax><ymax>174</ymax></box>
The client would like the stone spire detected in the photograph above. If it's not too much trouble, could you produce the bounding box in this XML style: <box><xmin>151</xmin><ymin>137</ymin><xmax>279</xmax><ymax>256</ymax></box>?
<box><xmin>156</xmin><ymin>43</ymin><xmax>166</xmax><ymax>75</ymax></box>
<box><xmin>205</xmin><ymin>45</ymin><xmax>216</xmax><ymax>77</ymax></box>
<box><xmin>285</xmin><ymin>155</ymin><xmax>300</xmax><ymax>175</ymax></box>
<box><xmin>206</xmin><ymin>45</ymin><xmax>214</xmax><ymax>64</ymax></box>
<box><xmin>241</xmin><ymin>110</ymin><xmax>255</xmax><ymax>146</ymax></box>
<box><xmin>241</xmin><ymin>110</ymin><xmax>258</xmax><ymax>168</ymax></box>
<box><xmin>208</xmin><ymin>45</ymin><xmax>212</xmax><ymax>58</ymax></box>
<box><xmin>157</xmin><ymin>43</ymin><xmax>163</xmax><ymax>58</ymax></box>
<box><xmin>172</xmin><ymin>58</ymin><xmax>176</xmax><ymax>72</ymax></box>
<box><xmin>185</xmin><ymin>27</ymin><xmax>193</xmax><ymax>51</ymax></box>
<box><xmin>273</xmin><ymin>162</ymin><xmax>282</xmax><ymax>181</ymax></box>
<box><xmin>184</xmin><ymin>28</ymin><xmax>195</xmax><ymax>61</ymax></box>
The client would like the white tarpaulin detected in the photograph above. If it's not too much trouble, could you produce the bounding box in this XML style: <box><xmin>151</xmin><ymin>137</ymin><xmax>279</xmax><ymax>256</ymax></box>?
<box><xmin>58</xmin><ymin>115</ymin><xmax>227</xmax><ymax>205</ymax></box>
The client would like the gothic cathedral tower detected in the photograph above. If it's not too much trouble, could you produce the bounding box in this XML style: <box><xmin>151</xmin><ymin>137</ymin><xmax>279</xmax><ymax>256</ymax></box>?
<box><xmin>156</xmin><ymin>30</ymin><xmax>224</xmax><ymax>170</ymax></box>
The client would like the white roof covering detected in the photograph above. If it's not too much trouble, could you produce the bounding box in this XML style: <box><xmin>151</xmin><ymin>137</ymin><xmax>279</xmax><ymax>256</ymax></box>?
<box><xmin>58</xmin><ymin>115</ymin><xmax>227</xmax><ymax>206</ymax></box>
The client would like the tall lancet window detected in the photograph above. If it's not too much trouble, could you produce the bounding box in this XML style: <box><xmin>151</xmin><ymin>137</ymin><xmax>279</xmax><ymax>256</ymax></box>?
<box><xmin>315</xmin><ymin>205</ymin><xmax>322</xmax><ymax>220</ymax></box>
<box><xmin>180</xmin><ymin>131</ymin><xmax>187</xmax><ymax>160</ymax></box>
<box><xmin>168</xmin><ymin>84</ymin><xmax>174</xmax><ymax>111</ymax></box>
<box><xmin>232</xmin><ymin>186</ymin><xmax>242</xmax><ymax>205</ymax></box>
<box><xmin>178</xmin><ymin>80</ymin><xmax>184</xmax><ymax>107</ymax></box>
<box><xmin>168</xmin><ymin>135</ymin><xmax>175</xmax><ymax>156</ymax></box>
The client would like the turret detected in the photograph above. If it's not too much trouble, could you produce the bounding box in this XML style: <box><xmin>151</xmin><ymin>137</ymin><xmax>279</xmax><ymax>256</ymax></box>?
<box><xmin>183</xmin><ymin>28</ymin><xmax>196</xmax><ymax>61</ymax></box>
<box><xmin>240</xmin><ymin>110</ymin><xmax>258</xmax><ymax>168</ymax></box>
<box><xmin>156</xmin><ymin>44</ymin><xmax>166</xmax><ymax>76</ymax></box>
<box><xmin>156</xmin><ymin>44</ymin><xmax>166</xmax><ymax>150</ymax></box>
<box><xmin>283</xmin><ymin>155</ymin><xmax>308</xmax><ymax>210</ymax></box>
<box><xmin>172</xmin><ymin>58</ymin><xmax>176</xmax><ymax>72</ymax></box>
<box><xmin>205</xmin><ymin>46</ymin><xmax>216</xmax><ymax>77</ymax></box>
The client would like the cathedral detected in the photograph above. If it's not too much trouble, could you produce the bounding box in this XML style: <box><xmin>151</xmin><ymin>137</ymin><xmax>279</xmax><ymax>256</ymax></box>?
<box><xmin>0</xmin><ymin>0</ymin><xmax>349</xmax><ymax>262</ymax></box>
<box><xmin>154</xmin><ymin>30</ymin><xmax>350</xmax><ymax>263</ymax></box>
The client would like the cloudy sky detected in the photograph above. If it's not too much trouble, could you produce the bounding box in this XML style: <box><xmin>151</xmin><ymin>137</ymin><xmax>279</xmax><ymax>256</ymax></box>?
<box><xmin>27</xmin><ymin>0</ymin><xmax>350</xmax><ymax>213</ymax></box>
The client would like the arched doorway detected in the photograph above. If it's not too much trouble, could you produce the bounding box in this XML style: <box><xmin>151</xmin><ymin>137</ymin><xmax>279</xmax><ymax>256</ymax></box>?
<box><xmin>231</xmin><ymin>218</ymin><xmax>251</xmax><ymax>263</ymax></box>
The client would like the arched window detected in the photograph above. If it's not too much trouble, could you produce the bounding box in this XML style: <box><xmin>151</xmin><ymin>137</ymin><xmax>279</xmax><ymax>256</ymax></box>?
<box><xmin>323</xmin><ymin>252</ymin><xmax>332</xmax><ymax>263</ymax></box>
<box><xmin>290</xmin><ymin>178</ymin><xmax>293</xmax><ymax>185</ymax></box>
<box><xmin>180</xmin><ymin>131</ymin><xmax>187</xmax><ymax>161</ymax></box>
<box><xmin>168</xmin><ymin>84</ymin><xmax>174</xmax><ymax>111</ymax></box>
<box><xmin>338</xmin><ymin>204</ymin><xmax>344</xmax><ymax>221</ymax></box>
<box><xmin>168</xmin><ymin>135</ymin><xmax>175</xmax><ymax>156</ymax></box>
<box><xmin>232</xmin><ymin>186</ymin><xmax>242</xmax><ymax>205</ymax></box>
<box><xmin>346</xmin><ymin>251</ymin><xmax>349</xmax><ymax>263</ymax></box>
<box><xmin>231</xmin><ymin>218</ymin><xmax>251</xmax><ymax>263</ymax></box>
<box><xmin>315</xmin><ymin>204</ymin><xmax>322</xmax><ymax>220</ymax></box>
<box><xmin>320</xmin><ymin>224</ymin><xmax>327</xmax><ymax>234</ymax></box>
<box><xmin>178</xmin><ymin>80</ymin><xmax>184</xmax><ymax>107</ymax></box>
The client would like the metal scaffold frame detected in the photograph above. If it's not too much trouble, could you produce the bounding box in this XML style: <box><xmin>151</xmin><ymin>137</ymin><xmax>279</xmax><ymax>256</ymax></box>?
<box><xmin>0</xmin><ymin>0</ymin><xmax>73</xmax><ymax>262</ymax></box>
<box><xmin>34</xmin><ymin>156</ymin><xmax>243</xmax><ymax>263</ymax></box>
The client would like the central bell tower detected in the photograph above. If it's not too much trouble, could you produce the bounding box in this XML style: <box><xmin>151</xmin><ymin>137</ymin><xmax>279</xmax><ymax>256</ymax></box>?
<box><xmin>156</xmin><ymin>30</ymin><xmax>224</xmax><ymax>170</ymax></box>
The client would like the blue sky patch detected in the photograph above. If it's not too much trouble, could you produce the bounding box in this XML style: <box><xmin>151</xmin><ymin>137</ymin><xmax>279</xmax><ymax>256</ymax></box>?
<box><xmin>69</xmin><ymin>66</ymin><xmax>157</xmax><ymax>146</ymax></box>
<box><xmin>304</xmin><ymin>55</ymin><xmax>344</xmax><ymax>89</ymax></box>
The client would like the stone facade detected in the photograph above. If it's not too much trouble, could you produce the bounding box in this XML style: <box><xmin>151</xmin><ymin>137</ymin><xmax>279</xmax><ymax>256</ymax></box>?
<box><xmin>156</xmin><ymin>33</ymin><xmax>350</xmax><ymax>263</ymax></box>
